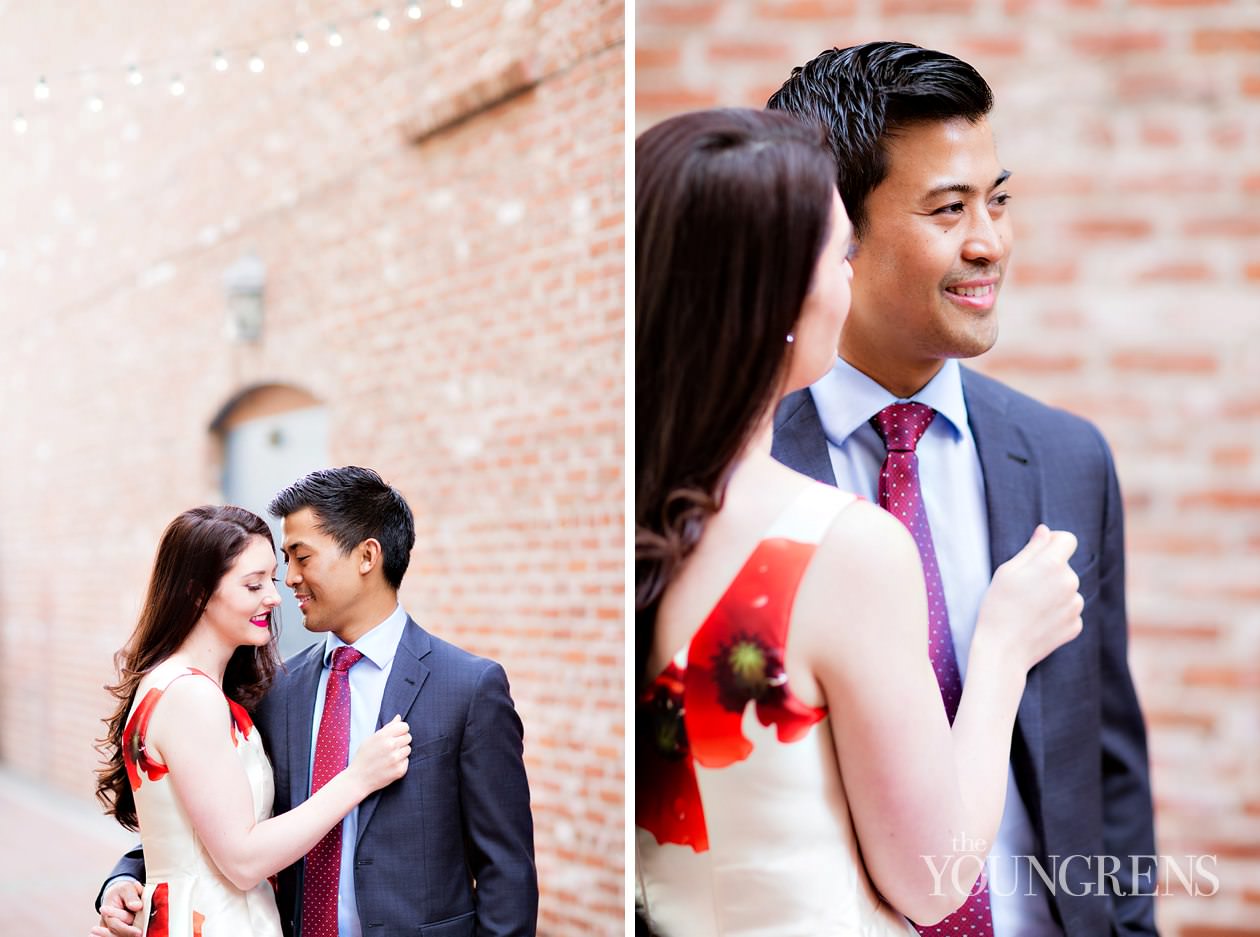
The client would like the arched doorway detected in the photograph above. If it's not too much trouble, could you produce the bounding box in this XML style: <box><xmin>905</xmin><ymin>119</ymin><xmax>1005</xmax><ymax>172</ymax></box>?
<box><xmin>212</xmin><ymin>384</ymin><xmax>329</xmax><ymax>658</ymax></box>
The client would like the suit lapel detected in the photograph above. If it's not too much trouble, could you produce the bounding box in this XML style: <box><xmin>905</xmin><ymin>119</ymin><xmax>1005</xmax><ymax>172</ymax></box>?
<box><xmin>355</xmin><ymin>618</ymin><xmax>432</xmax><ymax>840</ymax></box>
<box><xmin>962</xmin><ymin>367</ymin><xmax>1048</xmax><ymax>837</ymax></box>
<box><xmin>285</xmin><ymin>643</ymin><xmax>326</xmax><ymax>810</ymax></box>
<box><xmin>771</xmin><ymin>389</ymin><xmax>837</xmax><ymax>485</ymax></box>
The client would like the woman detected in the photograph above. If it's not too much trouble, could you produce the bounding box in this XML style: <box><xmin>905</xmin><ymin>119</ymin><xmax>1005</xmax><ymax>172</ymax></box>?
<box><xmin>93</xmin><ymin>505</ymin><xmax>411</xmax><ymax>937</ymax></box>
<box><xmin>635</xmin><ymin>109</ymin><xmax>1083</xmax><ymax>933</ymax></box>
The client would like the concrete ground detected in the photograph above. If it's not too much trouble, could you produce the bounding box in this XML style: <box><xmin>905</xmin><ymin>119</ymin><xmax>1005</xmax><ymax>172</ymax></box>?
<box><xmin>0</xmin><ymin>767</ymin><xmax>136</xmax><ymax>936</ymax></box>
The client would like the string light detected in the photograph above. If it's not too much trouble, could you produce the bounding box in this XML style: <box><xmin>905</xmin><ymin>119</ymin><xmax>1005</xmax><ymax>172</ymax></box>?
<box><xmin>449</xmin><ymin>0</ymin><xmax>463</xmax><ymax>8</ymax></box>
<box><xmin>7</xmin><ymin>5</ymin><xmax>440</xmax><ymax>139</ymax></box>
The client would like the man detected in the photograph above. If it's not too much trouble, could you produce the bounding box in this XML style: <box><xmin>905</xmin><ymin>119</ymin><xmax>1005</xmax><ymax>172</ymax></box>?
<box><xmin>97</xmin><ymin>466</ymin><xmax>538</xmax><ymax>936</ymax></box>
<box><xmin>767</xmin><ymin>43</ymin><xmax>1157</xmax><ymax>935</ymax></box>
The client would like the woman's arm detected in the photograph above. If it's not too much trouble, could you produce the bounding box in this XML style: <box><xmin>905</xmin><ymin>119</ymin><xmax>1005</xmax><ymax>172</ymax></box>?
<box><xmin>792</xmin><ymin>501</ymin><xmax>1080</xmax><ymax>924</ymax></box>
<box><xmin>145</xmin><ymin>676</ymin><xmax>410</xmax><ymax>891</ymax></box>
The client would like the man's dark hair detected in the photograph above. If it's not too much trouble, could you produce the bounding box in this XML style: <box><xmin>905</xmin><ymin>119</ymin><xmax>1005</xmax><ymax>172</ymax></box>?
<box><xmin>268</xmin><ymin>466</ymin><xmax>416</xmax><ymax>590</ymax></box>
<box><xmin>767</xmin><ymin>41</ymin><xmax>993</xmax><ymax>236</ymax></box>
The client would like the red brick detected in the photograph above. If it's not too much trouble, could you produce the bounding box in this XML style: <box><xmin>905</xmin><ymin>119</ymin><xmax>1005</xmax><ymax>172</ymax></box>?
<box><xmin>1186</xmin><ymin>217</ymin><xmax>1260</xmax><ymax>237</ymax></box>
<box><xmin>1179</xmin><ymin>490</ymin><xmax>1260</xmax><ymax>511</ymax></box>
<box><xmin>635</xmin><ymin>45</ymin><xmax>681</xmax><ymax>69</ymax></box>
<box><xmin>958</xmin><ymin>35</ymin><xmax>1026</xmax><ymax>57</ymax></box>
<box><xmin>1011</xmin><ymin>262</ymin><xmax>1078</xmax><ymax>285</ymax></box>
<box><xmin>1193</xmin><ymin>29</ymin><xmax>1260</xmax><ymax>53</ymax></box>
<box><xmin>1245</xmin><ymin>262</ymin><xmax>1260</xmax><ymax>281</ymax></box>
<box><xmin>1140</xmin><ymin>122</ymin><xmax>1180</xmax><ymax>146</ymax></box>
<box><xmin>1071</xmin><ymin>31</ymin><xmax>1165</xmax><ymax>55</ymax></box>
<box><xmin>982</xmin><ymin>353</ymin><xmax>1085</xmax><ymax>375</ymax></box>
<box><xmin>1070</xmin><ymin>218</ymin><xmax>1153</xmax><ymax>239</ymax></box>
<box><xmin>708</xmin><ymin>40</ymin><xmax>793</xmax><ymax>63</ymax></box>
<box><xmin>1183</xmin><ymin>668</ymin><xmax>1260</xmax><ymax>690</ymax></box>
<box><xmin>639</xmin><ymin>1</ymin><xmax>722</xmax><ymax>25</ymax></box>
<box><xmin>1111</xmin><ymin>351</ymin><xmax>1218</xmax><ymax>373</ymax></box>
<box><xmin>1136</xmin><ymin>262</ymin><xmax>1214</xmax><ymax>282</ymax></box>
<box><xmin>755</xmin><ymin>0</ymin><xmax>859</xmax><ymax>18</ymax></box>
<box><xmin>1244</xmin><ymin>74</ymin><xmax>1260</xmax><ymax>97</ymax></box>
<box><xmin>882</xmin><ymin>0</ymin><xmax>973</xmax><ymax>13</ymax></box>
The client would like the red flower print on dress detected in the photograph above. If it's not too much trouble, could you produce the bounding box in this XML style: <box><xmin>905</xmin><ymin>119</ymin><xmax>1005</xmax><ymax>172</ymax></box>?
<box><xmin>193</xmin><ymin>910</ymin><xmax>205</xmax><ymax>936</ymax></box>
<box><xmin>123</xmin><ymin>689</ymin><xmax>169</xmax><ymax>791</ymax></box>
<box><xmin>227</xmin><ymin>697</ymin><xmax>255</xmax><ymax>747</ymax></box>
<box><xmin>637</xmin><ymin>537</ymin><xmax>827</xmax><ymax>852</ymax></box>
<box><xmin>147</xmin><ymin>882</ymin><xmax>169</xmax><ymax>937</ymax></box>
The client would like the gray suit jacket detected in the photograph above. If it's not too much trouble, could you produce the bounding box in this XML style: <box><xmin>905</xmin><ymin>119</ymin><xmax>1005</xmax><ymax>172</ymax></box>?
<box><xmin>772</xmin><ymin>365</ymin><xmax>1157</xmax><ymax>936</ymax></box>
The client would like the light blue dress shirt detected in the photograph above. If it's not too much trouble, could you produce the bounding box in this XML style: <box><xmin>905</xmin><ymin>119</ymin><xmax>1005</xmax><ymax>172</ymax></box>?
<box><xmin>809</xmin><ymin>357</ymin><xmax>1060</xmax><ymax>936</ymax></box>
<box><xmin>309</xmin><ymin>604</ymin><xmax>409</xmax><ymax>937</ymax></box>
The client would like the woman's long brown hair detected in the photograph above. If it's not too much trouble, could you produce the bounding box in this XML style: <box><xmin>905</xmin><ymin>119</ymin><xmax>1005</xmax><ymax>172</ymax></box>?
<box><xmin>635</xmin><ymin>108</ymin><xmax>837</xmax><ymax>690</ymax></box>
<box><xmin>95</xmin><ymin>505</ymin><xmax>281</xmax><ymax>830</ymax></box>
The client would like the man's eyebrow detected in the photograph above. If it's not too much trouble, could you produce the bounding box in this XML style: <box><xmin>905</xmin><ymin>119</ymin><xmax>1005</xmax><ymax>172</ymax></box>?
<box><xmin>922</xmin><ymin>170</ymin><xmax>1012</xmax><ymax>202</ymax></box>
<box><xmin>281</xmin><ymin>540</ymin><xmax>308</xmax><ymax>554</ymax></box>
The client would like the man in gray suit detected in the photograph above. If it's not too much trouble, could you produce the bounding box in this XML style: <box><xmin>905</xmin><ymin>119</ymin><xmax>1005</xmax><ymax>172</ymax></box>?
<box><xmin>767</xmin><ymin>43</ymin><xmax>1157</xmax><ymax>935</ymax></box>
<box><xmin>97</xmin><ymin>466</ymin><xmax>537</xmax><ymax>937</ymax></box>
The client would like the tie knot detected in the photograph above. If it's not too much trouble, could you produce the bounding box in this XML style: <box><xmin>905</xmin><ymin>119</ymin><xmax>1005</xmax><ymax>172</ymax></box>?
<box><xmin>871</xmin><ymin>402</ymin><xmax>936</xmax><ymax>452</ymax></box>
<box><xmin>330</xmin><ymin>646</ymin><xmax>364</xmax><ymax>673</ymax></box>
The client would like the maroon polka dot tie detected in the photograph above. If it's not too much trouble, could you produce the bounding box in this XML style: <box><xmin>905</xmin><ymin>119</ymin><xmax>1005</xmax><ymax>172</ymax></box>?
<box><xmin>302</xmin><ymin>645</ymin><xmax>363</xmax><ymax>937</ymax></box>
<box><xmin>871</xmin><ymin>403</ymin><xmax>993</xmax><ymax>935</ymax></box>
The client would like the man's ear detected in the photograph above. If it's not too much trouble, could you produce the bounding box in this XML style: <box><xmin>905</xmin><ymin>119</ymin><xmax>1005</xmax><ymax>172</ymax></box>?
<box><xmin>357</xmin><ymin>539</ymin><xmax>383</xmax><ymax>576</ymax></box>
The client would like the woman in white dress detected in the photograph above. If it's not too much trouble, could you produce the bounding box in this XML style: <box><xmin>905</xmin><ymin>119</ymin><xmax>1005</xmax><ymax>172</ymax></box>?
<box><xmin>93</xmin><ymin>505</ymin><xmax>410</xmax><ymax>937</ymax></box>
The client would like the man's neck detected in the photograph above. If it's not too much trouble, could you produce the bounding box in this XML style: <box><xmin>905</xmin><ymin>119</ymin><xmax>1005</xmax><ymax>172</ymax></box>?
<box><xmin>838</xmin><ymin>346</ymin><xmax>945</xmax><ymax>400</ymax></box>
<box><xmin>334</xmin><ymin>591</ymin><xmax>401</xmax><ymax>646</ymax></box>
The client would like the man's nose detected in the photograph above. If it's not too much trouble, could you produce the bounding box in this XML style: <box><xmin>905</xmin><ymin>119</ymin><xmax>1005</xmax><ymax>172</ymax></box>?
<box><xmin>961</xmin><ymin>208</ymin><xmax>1008</xmax><ymax>266</ymax></box>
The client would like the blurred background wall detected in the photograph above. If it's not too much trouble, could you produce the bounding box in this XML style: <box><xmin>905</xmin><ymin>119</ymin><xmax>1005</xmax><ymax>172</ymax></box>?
<box><xmin>638</xmin><ymin>2</ymin><xmax>1258</xmax><ymax>934</ymax></box>
<box><xmin>0</xmin><ymin>1</ymin><xmax>623</xmax><ymax>933</ymax></box>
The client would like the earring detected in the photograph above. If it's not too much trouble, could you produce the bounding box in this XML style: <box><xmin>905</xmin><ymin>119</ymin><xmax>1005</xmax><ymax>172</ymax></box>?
<box><xmin>786</xmin><ymin>334</ymin><xmax>795</xmax><ymax>344</ymax></box>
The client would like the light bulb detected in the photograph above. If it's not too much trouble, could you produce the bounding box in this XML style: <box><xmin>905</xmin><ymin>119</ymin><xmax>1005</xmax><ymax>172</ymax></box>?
<box><xmin>87</xmin><ymin>95</ymin><xmax>104</xmax><ymax>113</ymax></box>
<box><xmin>127</xmin><ymin>65</ymin><xmax>143</xmax><ymax>86</ymax></box>
<box><xmin>449</xmin><ymin>0</ymin><xmax>463</xmax><ymax>8</ymax></box>
<box><xmin>328</xmin><ymin>25</ymin><xmax>343</xmax><ymax>47</ymax></box>
<box><xmin>13</xmin><ymin>112</ymin><xmax>28</xmax><ymax>135</ymax></box>
<box><xmin>34</xmin><ymin>76</ymin><xmax>50</xmax><ymax>101</ymax></box>
<box><xmin>407</xmin><ymin>2</ymin><xmax>422</xmax><ymax>18</ymax></box>
<box><xmin>249</xmin><ymin>54</ymin><xmax>265</xmax><ymax>73</ymax></box>
<box><xmin>294</xmin><ymin>33</ymin><xmax>310</xmax><ymax>54</ymax></box>
<box><xmin>375</xmin><ymin>11</ymin><xmax>391</xmax><ymax>29</ymax></box>
<box><xmin>214</xmin><ymin>50</ymin><xmax>229</xmax><ymax>72</ymax></box>
<box><xmin>170</xmin><ymin>75</ymin><xmax>186</xmax><ymax>97</ymax></box>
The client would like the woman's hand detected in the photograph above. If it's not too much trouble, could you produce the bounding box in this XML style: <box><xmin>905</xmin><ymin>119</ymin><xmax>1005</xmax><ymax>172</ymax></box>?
<box><xmin>347</xmin><ymin>714</ymin><xmax>412</xmax><ymax>797</ymax></box>
<box><xmin>975</xmin><ymin>524</ymin><xmax>1084</xmax><ymax>673</ymax></box>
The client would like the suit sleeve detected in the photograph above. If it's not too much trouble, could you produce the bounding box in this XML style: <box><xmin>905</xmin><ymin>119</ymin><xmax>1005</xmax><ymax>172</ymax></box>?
<box><xmin>1094</xmin><ymin>430</ymin><xmax>1159</xmax><ymax>935</ymax></box>
<box><xmin>94</xmin><ymin>845</ymin><xmax>146</xmax><ymax>912</ymax></box>
<box><xmin>460</xmin><ymin>662</ymin><xmax>539</xmax><ymax>937</ymax></box>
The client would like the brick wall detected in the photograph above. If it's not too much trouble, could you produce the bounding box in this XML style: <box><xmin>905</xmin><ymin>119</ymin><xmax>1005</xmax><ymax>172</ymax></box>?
<box><xmin>638</xmin><ymin>3</ymin><xmax>1259</xmax><ymax>934</ymax></box>
<box><xmin>0</xmin><ymin>1</ymin><xmax>623</xmax><ymax>933</ymax></box>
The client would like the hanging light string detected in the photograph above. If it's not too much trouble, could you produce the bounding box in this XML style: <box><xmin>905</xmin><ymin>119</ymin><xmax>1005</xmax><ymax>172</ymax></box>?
<box><xmin>6</xmin><ymin>0</ymin><xmax>463</xmax><ymax>136</ymax></box>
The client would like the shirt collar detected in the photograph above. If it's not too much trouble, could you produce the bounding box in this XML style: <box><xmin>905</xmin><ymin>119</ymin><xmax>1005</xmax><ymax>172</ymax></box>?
<box><xmin>322</xmin><ymin>603</ymin><xmax>408</xmax><ymax>671</ymax></box>
<box><xmin>810</xmin><ymin>356</ymin><xmax>969</xmax><ymax>445</ymax></box>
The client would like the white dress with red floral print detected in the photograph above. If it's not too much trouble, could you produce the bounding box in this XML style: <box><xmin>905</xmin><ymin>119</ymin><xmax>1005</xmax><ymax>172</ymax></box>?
<box><xmin>636</xmin><ymin>482</ymin><xmax>918</xmax><ymax>936</ymax></box>
<box><xmin>123</xmin><ymin>663</ymin><xmax>283</xmax><ymax>937</ymax></box>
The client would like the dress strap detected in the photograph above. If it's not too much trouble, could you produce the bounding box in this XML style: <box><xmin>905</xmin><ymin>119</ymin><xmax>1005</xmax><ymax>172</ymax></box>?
<box><xmin>763</xmin><ymin>482</ymin><xmax>858</xmax><ymax>546</ymax></box>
